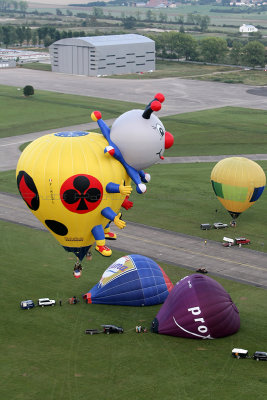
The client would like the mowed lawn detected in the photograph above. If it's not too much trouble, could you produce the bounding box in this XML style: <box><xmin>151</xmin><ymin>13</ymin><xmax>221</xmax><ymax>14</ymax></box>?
<box><xmin>1</xmin><ymin>220</ymin><xmax>267</xmax><ymax>400</ymax></box>
<box><xmin>126</xmin><ymin>161</ymin><xmax>267</xmax><ymax>251</ymax></box>
<box><xmin>0</xmin><ymin>84</ymin><xmax>144</xmax><ymax>138</ymax></box>
<box><xmin>162</xmin><ymin>107</ymin><xmax>267</xmax><ymax>156</ymax></box>
<box><xmin>1</xmin><ymin>90</ymin><xmax>267</xmax><ymax>399</ymax></box>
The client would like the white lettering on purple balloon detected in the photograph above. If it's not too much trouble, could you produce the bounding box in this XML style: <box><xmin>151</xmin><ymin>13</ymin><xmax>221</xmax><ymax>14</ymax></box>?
<box><xmin>173</xmin><ymin>316</ymin><xmax>212</xmax><ymax>339</ymax></box>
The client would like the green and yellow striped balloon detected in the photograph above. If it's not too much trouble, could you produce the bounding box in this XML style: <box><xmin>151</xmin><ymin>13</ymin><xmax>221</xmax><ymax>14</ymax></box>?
<box><xmin>211</xmin><ymin>157</ymin><xmax>266</xmax><ymax>219</ymax></box>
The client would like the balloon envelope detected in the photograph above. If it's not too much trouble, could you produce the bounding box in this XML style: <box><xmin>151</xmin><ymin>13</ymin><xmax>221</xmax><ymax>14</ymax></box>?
<box><xmin>16</xmin><ymin>131</ymin><xmax>129</xmax><ymax>260</ymax></box>
<box><xmin>152</xmin><ymin>274</ymin><xmax>240</xmax><ymax>339</ymax></box>
<box><xmin>83</xmin><ymin>254</ymin><xmax>173</xmax><ymax>306</ymax></box>
<box><xmin>211</xmin><ymin>157</ymin><xmax>266</xmax><ymax>219</ymax></box>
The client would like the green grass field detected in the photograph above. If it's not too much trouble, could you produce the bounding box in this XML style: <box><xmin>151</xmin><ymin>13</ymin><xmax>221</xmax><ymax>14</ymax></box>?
<box><xmin>1</xmin><ymin>220</ymin><xmax>267</xmax><ymax>400</ymax></box>
<box><xmin>126</xmin><ymin>162</ymin><xmax>267</xmax><ymax>251</ymax></box>
<box><xmin>191</xmin><ymin>69</ymin><xmax>267</xmax><ymax>86</ymax></box>
<box><xmin>0</xmin><ymin>85</ymin><xmax>144</xmax><ymax>138</ymax></box>
<box><xmin>107</xmin><ymin>61</ymin><xmax>242</xmax><ymax>80</ymax></box>
<box><xmin>1</xmin><ymin>88</ymin><xmax>267</xmax><ymax>400</ymax></box>
<box><xmin>162</xmin><ymin>107</ymin><xmax>267</xmax><ymax>156</ymax></box>
<box><xmin>20</xmin><ymin>63</ymin><xmax>52</xmax><ymax>72</ymax></box>
<box><xmin>101</xmin><ymin>61</ymin><xmax>267</xmax><ymax>85</ymax></box>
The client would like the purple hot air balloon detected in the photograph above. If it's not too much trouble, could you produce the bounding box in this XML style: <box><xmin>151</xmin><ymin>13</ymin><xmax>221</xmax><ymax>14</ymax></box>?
<box><xmin>151</xmin><ymin>274</ymin><xmax>240</xmax><ymax>339</ymax></box>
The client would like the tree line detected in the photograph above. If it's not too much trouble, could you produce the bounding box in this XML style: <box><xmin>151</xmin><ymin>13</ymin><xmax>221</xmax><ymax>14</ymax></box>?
<box><xmin>0</xmin><ymin>0</ymin><xmax>28</xmax><ymax>12</ymax></box>
<box><xmin>0</xmin><ymin>25</ymin><xmax>88</xmax><ymax>48</ymax></box>
<box><xmin>150</xmin><ymin>32</ymin><xmax>266</xmax><ymax>67</ymax></box>
<box><xmin>0</xmin><ymin>25</ymin><xmax>266</xmax><ymax>68</ymax></box>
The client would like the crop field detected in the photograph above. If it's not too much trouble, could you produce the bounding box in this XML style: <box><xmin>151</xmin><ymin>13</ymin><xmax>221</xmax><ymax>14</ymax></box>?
<box><xmin>85</xmin><ymin>5</ymin><xmax>267</xmax><ymax>29</ymax></box>
<box><xmin>5</xmin><ymin>2</ymin><xmax>267</xmax><ymax>33</ymax></box>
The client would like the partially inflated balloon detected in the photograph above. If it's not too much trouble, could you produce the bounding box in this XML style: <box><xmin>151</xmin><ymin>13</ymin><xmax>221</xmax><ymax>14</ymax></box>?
<box><xmin>16</xmin><ymin>131</ymin><xmax>130</xmax><ymax>260</ymax></box>
<box><xmin>83</xmin><ymin>254</ymin><xmax>173</xmax><ymax>306</ymax></box>
<box><xmin>211</xmin><ymin>157</ymin><xmax>265</xmax><ymax>219</ymax></box>
<box><xmin>151</xmin><ymin>274</ymin><xmax>240</xmax><ymax>339</ymax></box>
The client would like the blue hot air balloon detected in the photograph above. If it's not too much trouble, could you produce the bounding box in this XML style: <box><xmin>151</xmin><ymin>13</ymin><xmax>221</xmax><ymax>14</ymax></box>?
<box><xmin>151</xmin><ymin>274</ymin><xmax>240</xmax><ymax>339</ymax></box>
<box><xmin>83</xmin><ymin>254</ymin><xmax>173</xmax><ymax>306</ymax></box>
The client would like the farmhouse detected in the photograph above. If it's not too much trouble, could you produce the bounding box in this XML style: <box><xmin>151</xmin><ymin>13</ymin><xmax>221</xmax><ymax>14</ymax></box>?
<box><xmin>239</xmin><ymin>24</ymin><xmax>258</xmax><ymax>33</ymax></box>
<box><xmin>49</xmin><ymin>34</ymin><xmax>155</xmax><ymax>77</ymax></box>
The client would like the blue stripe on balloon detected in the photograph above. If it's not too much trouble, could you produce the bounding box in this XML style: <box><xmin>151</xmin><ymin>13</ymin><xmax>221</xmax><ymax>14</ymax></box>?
<box><xmin>250</xmin><ymin>186</ymin><xmax>265</xmax><ymax>202</ymax></box>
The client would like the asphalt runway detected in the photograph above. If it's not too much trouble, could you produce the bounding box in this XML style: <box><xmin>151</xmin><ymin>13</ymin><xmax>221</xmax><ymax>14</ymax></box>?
<box><xmin>1</xmin><ymin>69</ymin><xmax>267</xmax><ymax>289</ymax></box>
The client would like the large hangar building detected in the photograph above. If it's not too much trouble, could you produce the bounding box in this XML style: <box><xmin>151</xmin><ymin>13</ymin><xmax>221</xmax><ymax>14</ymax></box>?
<box><xmin>49</xmin><ymin>34</ymin><xmax>155</xmax><ymax>77</ymax></box>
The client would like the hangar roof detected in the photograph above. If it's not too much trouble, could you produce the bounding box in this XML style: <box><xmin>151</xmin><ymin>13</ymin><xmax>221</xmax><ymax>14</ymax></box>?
<box><xmin>51</xmin><ymin>34</ymin><xmax>154</xmax><ymax>47</ymax></box>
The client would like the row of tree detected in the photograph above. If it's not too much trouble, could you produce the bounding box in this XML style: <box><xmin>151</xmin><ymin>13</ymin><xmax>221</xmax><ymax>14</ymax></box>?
<box><xmin>0</xmin><ymin>25</ymin><xmax>87</xmax><ymax>48</ymax></box>
<box><xmin>0</xmin><ymin>25</ymin><xmax>265</xmax><ymax>67</ymax></box>
<box><xmin>150</xmin><ymin>32</ymin><xmax>266</xmax><ymax>67</ymax></box>
<box><xmin>0</xmin><ymin>0</ymin><xmax>28</xmax><ymax>12</ymax></box>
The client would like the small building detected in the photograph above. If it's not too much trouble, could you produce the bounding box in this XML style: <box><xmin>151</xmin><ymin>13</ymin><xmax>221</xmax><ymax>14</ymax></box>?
<box><xmin>239</xmin><ymin>24</ymin><xmax>258</xmax><ymax>33</ymax></box>
<box><xmin>0</xmin><ymin>60</ymin><xmax>16</xmax><ymax>68</ymax></box>
<box><xmin>0</xmin><ymin>48</ymin><xmax>50</xmax><ymax>64</ymax></box>
<box><xmin>146</xmin><ymin>0</ymin><xmax>168</xmax><ymax>6</ymax></box>
<box><xmin>49</xmin><ymin>34</ymin><xmax>155</xmax><ymax>77</ymax></box>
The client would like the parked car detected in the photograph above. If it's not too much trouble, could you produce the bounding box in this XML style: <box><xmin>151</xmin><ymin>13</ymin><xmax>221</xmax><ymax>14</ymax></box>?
<box><xmin>20</xmin><ymin>300</ymin><xmax>35</xmax><ymax>310</ymax></box>
<box><xmin>200</xmin><ymin>223</ymin><xmax>211</xmax><ymax>230</ymax></box>
<box><xmin>235</xmin><ymin>237</ymin><xmax>251</xmax><ymax>245</ymax></box>
<box><xmin>253</xmin><ymin>351</ymin><xmax>267</xmax><ymax>361</ymax></box>
<box><xmin>38</xmin><ymin>298</ymin><xmax>56</xmax><ymax>307</ymax></box>
<box><xmin>213</xmin><ymin>222</ymin><xmax>228</xmax><ymax>229</ymax></box>
<box><xmin>102</xmin><ymin>325</ymin><xmax>124</xmax><ymax>334</ymax></box>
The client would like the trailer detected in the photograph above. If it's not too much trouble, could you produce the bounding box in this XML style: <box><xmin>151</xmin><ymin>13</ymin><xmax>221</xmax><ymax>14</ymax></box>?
<box><xmin>232</xmin><ymin>348</ymin><xmax>249</xmax><ymax>359</ymax></box>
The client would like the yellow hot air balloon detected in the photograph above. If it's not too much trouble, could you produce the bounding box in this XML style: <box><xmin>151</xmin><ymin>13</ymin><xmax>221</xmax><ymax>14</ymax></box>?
<box><xmin>211</xmin><ymin>157</ymin><xmax>266</xmax><ymax>219</ymax></box>
<box><xmin>16</xmin><ymin>94</ymin><xmax>174</xmax><ymax>266</ymax></box>
<box><xmin>16</xmin><ymin>131</ymin><xmax>131</xmax><ymax>261</ymax></box>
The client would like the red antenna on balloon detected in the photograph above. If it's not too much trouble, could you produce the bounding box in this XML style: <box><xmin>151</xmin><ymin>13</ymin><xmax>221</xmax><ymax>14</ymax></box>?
<box><xmin>142</xmin><ymin>93</ymin><xmax>165</xmax><ymax>119</ymax></box>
